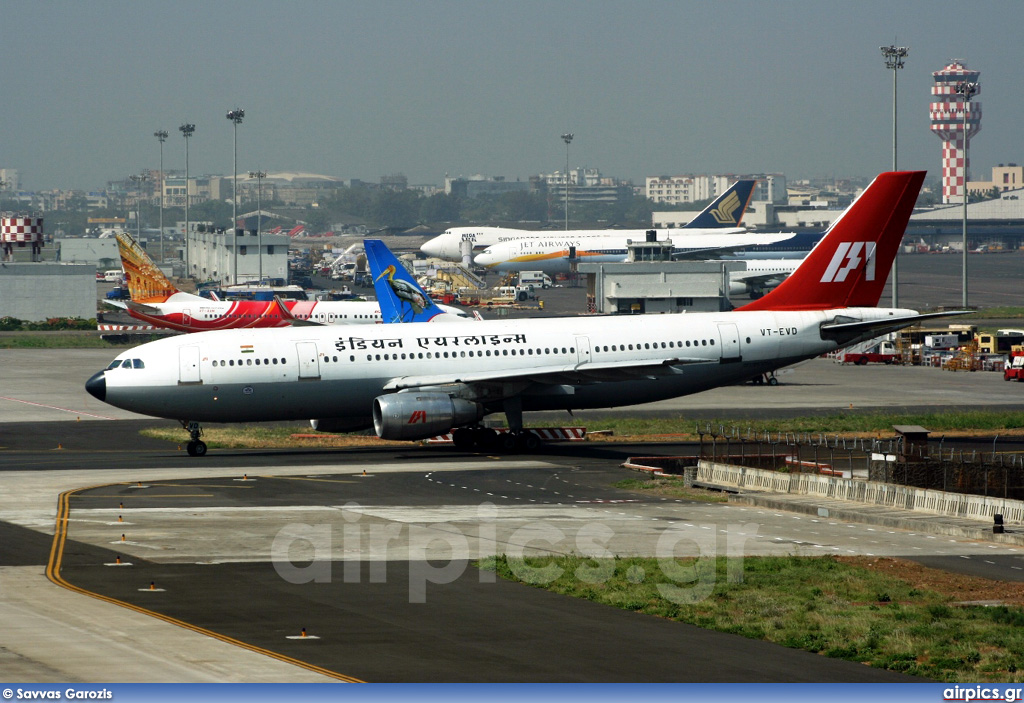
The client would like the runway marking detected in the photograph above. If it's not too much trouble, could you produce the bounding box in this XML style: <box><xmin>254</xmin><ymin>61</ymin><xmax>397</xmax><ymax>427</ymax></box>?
<box><xmin>47</xmin><ymin>485</ymin><xmax>363</xmax><ymax>683</ymax></box>
<box><xmin>0</xmin><ymin>395</ymin><xmax>119</xmax><ymax>420</ymax></box>
<box><xmin>274</xmin><ymin>476</ymin><xmax>357</xmax><ymax>485</ymax></box>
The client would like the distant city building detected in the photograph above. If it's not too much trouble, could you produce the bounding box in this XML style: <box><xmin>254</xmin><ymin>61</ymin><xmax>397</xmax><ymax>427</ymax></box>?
<box><xmin>541</xmin><ymin>167</ymin><xmax>627</xmax><ymax>204</ymax></box>
<box><xmin>967</xmin><ymin>164</ymin><xmax>1024</xmax><ymax>197</ymax></box>
<box><xmin>645</xmin><ymin>176</ymin><xmax>711</xmax><ymax>205</ymax></box>
<box><xmin>444</xmin><ymin>174</ymin><xmax>531</xmax><ymax>199</ymax></box>
<box><xmin>380</xmin><ymin>174</ymin><xmax>408</xmax><ymax>192</ymax></box>
<box><xmin>930</xmin><ymin>60</ymin><xmax>982</xmax><ymax>204</ymax></box>
<box><xmin>646</xmin><ymin>174</ymin><xmax>787</xmax><ymax>206</ymax></box>
<box><xmin>0</xmin><ymin>169</ymin><xmax>20</xmax><ymax>191</ymax></box>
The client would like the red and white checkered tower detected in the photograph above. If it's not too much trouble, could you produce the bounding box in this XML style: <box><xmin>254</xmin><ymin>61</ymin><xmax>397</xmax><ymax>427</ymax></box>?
<box><xmin>1</xmin><ymin>216</ymin><xmax>45</xmax><ymax>262</ymax></box>
<box><xmin>930</xmin><ymin>60</ymin><xmax>981</xmax><ymax>204</ymax></box>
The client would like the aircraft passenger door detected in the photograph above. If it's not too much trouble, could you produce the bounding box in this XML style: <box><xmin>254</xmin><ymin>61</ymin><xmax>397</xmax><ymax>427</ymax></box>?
<box><xmin>296</xmin><ymin>342</ymin><xmax>321</xmax><ymax>380</ymax></box>
<box><xmin>178</xmin><ymin>345</ymin><xmax>202</xmax><ymax>385</ymax></box>
<box><xmin>183</xmin><ymin>308</ymin><xmax>191</xmax><ymax>326</ymax></box>
<box><xmin>717</xmin><ymin>323</ymin><xmax>742</xmax><ymax>363</ymax></box>
<box><xmin>575</xmin><ymin>336</ymin><xmax>592</xmax><ymax>365</ymax></box>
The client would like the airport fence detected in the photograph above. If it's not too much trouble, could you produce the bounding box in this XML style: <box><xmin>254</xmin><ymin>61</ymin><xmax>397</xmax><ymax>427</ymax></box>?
<box><xmin>694</xmin><ymin>422</ymin><xmax>1024</xmax><ymax>500</ymax></box>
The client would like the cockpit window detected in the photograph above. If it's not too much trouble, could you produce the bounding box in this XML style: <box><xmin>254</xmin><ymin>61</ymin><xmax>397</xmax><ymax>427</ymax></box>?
<box><xmin>106</xmin><ymin>360</ymin><xmax>124</xmax><ymax>369</ymax></box>
<box><xmin>132</xmin><ymin>358</ymin><xmax>145</xmax><ymax>369</ymax></box>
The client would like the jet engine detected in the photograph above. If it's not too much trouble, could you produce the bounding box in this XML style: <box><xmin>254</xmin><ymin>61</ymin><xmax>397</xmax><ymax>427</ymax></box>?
<box><xmin>373</xmin><ymin>392</ymin><xmax>482</xmax><ymax>441</ymax></box>
<box><xmin>309</xmin><ymin>417</ymin><xmax>375</xmax><ymax>433</ymax></box>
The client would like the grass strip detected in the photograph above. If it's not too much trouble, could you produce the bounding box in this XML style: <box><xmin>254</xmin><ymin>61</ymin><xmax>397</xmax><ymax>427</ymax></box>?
<box><xmin>139</xmin><ymin>410</ymin><xmax>1024</xmax><ymax>449</ymax></box>
<box><xmin>480</xmin><ymin>553</ymin><xmax>1024</xmax><ymax>682</ymax></box>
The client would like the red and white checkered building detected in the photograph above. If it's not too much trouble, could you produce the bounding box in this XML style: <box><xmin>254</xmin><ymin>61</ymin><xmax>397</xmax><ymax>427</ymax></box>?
<box><xmin>929</xmin><ymin>60</ymin><xmax>982</xmax><ymax>205</ymax></box>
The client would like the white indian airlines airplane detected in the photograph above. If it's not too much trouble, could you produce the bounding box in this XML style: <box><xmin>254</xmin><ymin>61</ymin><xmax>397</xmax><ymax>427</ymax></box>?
<box><xmin>87</xmin><ymin>172</ymin><xmax>958</xmax><ymax>456</ymax></box>
<box><xmin>109</xmin><ymin>231</ymin><xmax>472</xmax><ymax>331</ymax></box>
<box><xmin>419</xmin><ymin>179</ymin><xmax>758</xmax><ymax>263</ymax></box>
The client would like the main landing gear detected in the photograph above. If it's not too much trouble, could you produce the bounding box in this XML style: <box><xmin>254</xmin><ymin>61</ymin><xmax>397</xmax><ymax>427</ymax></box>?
<box><xmin>750</xmin><ymin>371</ymin><xmax>779</xmax><ymax>386</ymax></box>
<box><xmin>450</xmin><ymin>397</ymin><xmax>543</xmax><ymax>453</ymax></box>
<box><xmin>181</xmin><ymin>420</ymin><xmax>207</xmax><ymax>457</ymax></box>
<box><xmin>451</xmin><ymin>427</ymin><xmax>542</xmax><ymax>453</ymax></box>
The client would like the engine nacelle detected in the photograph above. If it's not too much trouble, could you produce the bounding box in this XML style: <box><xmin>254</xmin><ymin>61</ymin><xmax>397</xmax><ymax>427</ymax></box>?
<box><xmin>372</xmin><ymin>392</ymin><xmax>482</xmax><ymax>441</ymax></box>
<box><xmin>729</xmin><ymin>280</ymin><xmax>752</xmax><ymax>296</ymax></box>
<box><xmin>309</xmin><ymin>417</ymin><xmax>375</xmax><ymax>433</ymax></box>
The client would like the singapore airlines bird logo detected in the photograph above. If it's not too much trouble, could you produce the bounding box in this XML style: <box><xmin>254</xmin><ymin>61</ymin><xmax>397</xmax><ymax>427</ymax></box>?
<box><xmin>376</xmin><ymin>264</ymin><xmax>429</xmax><ymax>320</ymax></box>
<box><xmin>710</xmin><ymin>191</ymin><xmax>742</xmax><ymax>225</ymax></box>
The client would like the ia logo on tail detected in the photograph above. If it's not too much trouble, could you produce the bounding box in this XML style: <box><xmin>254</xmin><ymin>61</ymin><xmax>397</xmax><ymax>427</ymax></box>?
<box><xmin>710</xmin><ymin>191</ymin><xmax>742</xmax><ymax>224</ymax></box>
<box><xmin>821</xmin><ymin>242</ymin><xmax>877</xmax><ymax>283</ymax></box>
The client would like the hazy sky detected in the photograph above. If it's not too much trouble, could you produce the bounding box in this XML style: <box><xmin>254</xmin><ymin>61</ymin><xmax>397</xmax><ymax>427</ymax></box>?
<box><xmin>3</xmin><ymin>0</ymin><xmax>1021</xmax><ymax>191</ymax></box>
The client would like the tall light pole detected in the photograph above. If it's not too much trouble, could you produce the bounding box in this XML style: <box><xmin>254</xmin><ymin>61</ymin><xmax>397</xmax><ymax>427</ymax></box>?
<box><xmin>153</xmin><ymin>130</ymin><xmax>168</xmax><ymax>263</ymax></box>
<box><xmin>179</xmin><ymin>123</ymin><xmax>195</xmax><ymax>276</ymax></box>
<box><xmin>881</xmin><ymin>44</ymin><xmax>908</xmax><ymax>307</ymax></box>
<box><xmin>129</xmin><ymin>173</ymin><xmax>148</xmax><ymax>242</ymax></box>
<box><xmin>249</xmin><ymin>170</ymin><xmax>266</xmax><ymax>282</ymax></box>
<box><xmin>956</xmin><ymin>80</ymin><xmax>979</xmax><ymax>308</ymax></box>
<box><xmin>226</xmin><ymin>108</ymin><xmax>245</xmax><ymax>284</ymax></box>
<box><xmin>561</xmin><ymin>132</ymin><xmax>573</xmax><ymax>230</ymax></box>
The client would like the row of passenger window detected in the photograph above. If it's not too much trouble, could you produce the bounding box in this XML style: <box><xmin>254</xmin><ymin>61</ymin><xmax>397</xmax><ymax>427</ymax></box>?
<box><xmin>595</xmin><ymin>339</ymin><xmax>714</xmax><ymax>353</ymax></box>
<box><xmin>212</xmin><ymin>357</ymin><xmax>288</xmax><ymax>367</ymax></box>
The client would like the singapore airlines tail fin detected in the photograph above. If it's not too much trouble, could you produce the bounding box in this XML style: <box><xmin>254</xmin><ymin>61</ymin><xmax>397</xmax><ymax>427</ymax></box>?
<box><xmin>684</xmin><ymin>179</ymin><xmax>756</xmax><ymax>229</ymax></box>
<box><xmin>737</xmin><ymin>171</ymin><xmax>925</xmax><ymax>312</ymax></box>
<box><xmin>365</xmin><ymin>239</ymin><xmax>447</xmax><ymax>323</ymax></box>
<box><xmin>115</xmin><ymin>231</ymin><xmax>185</xmax><ymax>304</ymax></box>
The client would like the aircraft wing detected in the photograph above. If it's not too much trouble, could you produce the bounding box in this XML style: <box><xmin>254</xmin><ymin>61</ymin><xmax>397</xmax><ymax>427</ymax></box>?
<box><xmin>383</xmin><ymin>355</ymin><xmax>711</xmax><ymax>392</ymax></box>
<box><xmin>670</xmin><ymin>247</ymin><xmax>745</xmax><ymax>260</ymax></box>
<box><xmin>732</xmin><ymin>271</ymin><xmax>788</xmax><ymax>287</ymax></box>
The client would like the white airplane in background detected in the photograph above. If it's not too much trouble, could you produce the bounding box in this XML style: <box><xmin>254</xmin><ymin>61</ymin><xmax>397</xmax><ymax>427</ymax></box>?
<box><xmin>727</xmin><ymin>259</ymin><xmax>801</xmax><ymax>298</ymax></box>
<box><xmin>87</xmin><ymin>171</ymin><xmax>961</xmax><ymax>456</ymax></box>
<box><xmin>472</xmin><ymin>231</ymin><xmax>794</xmax><ymax>274</ymax></box>
<box><xmin>420</xmin><ymin>179</ymin><xmax>758</xmax><ymax>263</ymax></box>
<box><xmin>109</xmin><ymin>231</ymin><xmax>473</xmax><ymax>331</ymax></box>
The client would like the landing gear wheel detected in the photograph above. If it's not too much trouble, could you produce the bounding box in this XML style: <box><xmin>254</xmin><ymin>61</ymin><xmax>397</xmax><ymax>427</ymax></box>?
<box><xmin>473</xmin><ymin>428</ymin><xmax>498</xmax><ymax>450</ymax></box>
<box><xmin>452</xmin><ymin>428</ymin><xmax>475</xmax><ymax>449</ymax></box>
<box><xmin>497</xmin><ymin>432</ymin><xmax>519</xmax><ymax>453</ymax></box>
<box><xmin>517</xmin><ymin>431</ymin><xmax>541</xmax><ymax>452</ymax></box>
<box><xmin>182</xmin><ymin>420</ymin><xmax>206</xmax><ymax>457</ymax></box>
<box><xmin>767</xmin><ymin>376</ymin><xmax>779</xmax><ymax>386</ymax></box>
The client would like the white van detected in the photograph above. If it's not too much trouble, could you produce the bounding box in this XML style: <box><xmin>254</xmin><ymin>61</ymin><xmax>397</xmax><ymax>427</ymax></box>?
<box><xmin>103</xmin><ymin>269</ymin><xmax>123</xmax><ymax>282</ymax></box>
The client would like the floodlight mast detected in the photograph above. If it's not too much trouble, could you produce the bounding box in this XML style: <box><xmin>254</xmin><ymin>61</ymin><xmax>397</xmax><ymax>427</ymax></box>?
<box><xmin>880</xmin><ymin>44</ymin><xmax>908</xmax><ymax>307</ymax></box>
<box><xmin>226</xmin><ymin>109</ymin><xmax>245</xmax><ymax>284</ymax></box>
<box><xmin>561</xmin><ymin>132</ymin><xmax>573</xmax><ymax>231</ymax></box>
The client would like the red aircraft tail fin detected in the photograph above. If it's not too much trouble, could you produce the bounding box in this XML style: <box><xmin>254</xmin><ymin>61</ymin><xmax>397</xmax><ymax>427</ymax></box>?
<box><xmin>737</xmin><ymin>171</ymin><xmax>925</xmax><ymax>312</ymax></box>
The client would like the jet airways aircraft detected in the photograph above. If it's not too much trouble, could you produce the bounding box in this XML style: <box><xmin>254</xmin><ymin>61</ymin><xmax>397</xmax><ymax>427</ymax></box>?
<box><xmin>472</xmin><ymin>231</ymin><xmax>794</xmax><ymax>273</ymax></box>
<box><xmin>109</xmin><ymin>232</ymin><xmax>470</xmax><ymax>331</ymax></box>
<box><xmin>419</xmin><ymin>179</ymin><xmax>757</xmax><ymax>262</ymax></box>
<box><xmin>727</xmin><ymin>259</ymin><xmax>800</xmax><ymax>298</ymax></box>
<box><xmin>87</xmin><ymin>171</ymin><xmax>957</xmax><ymax>456</ymax></box>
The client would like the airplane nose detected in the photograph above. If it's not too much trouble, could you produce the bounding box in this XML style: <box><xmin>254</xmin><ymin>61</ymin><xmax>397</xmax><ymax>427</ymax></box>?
<box><xmin>420</xmin><ymin>240</ymin><xmax>439</xmax><ymax>257</ymax></box>
<box><xmin>474</xmin><ymin>252</ymin><xmax>494</xmax><ymax>267</ymax></box>
<box><xmin>85</xmin><ymin>371</ymin><xmax>106</xmax><ymax>402</ymax></box>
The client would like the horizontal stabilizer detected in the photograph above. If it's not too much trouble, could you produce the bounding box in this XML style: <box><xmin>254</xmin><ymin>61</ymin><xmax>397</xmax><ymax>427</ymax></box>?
<box><xmin>274</xmin><ymin>295</ymin><xmax>324</xmax><ymax>326</ymax></box>
<box><xmin>125</xmin><ymin>300</ymin><xmax>162</xmax><ymax>315</ymax></box>
<box><xmin>820</xmin><ymin>310</ymin><xmax>972</xmax><ymax>344</ymax></box>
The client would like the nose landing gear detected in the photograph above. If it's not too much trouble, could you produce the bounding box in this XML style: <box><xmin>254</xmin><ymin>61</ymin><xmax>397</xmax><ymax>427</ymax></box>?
<box><xmin>181</xmin><ymin>420</ymin><xmax>207</xmax><ymax>456</ymax></box>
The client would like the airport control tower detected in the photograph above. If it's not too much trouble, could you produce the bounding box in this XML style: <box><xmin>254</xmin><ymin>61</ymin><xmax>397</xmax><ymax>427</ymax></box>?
<box><xmin>930</xmin><ymin>60</ymin><xmax>981</xmax><ymax>204</ymax></box>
